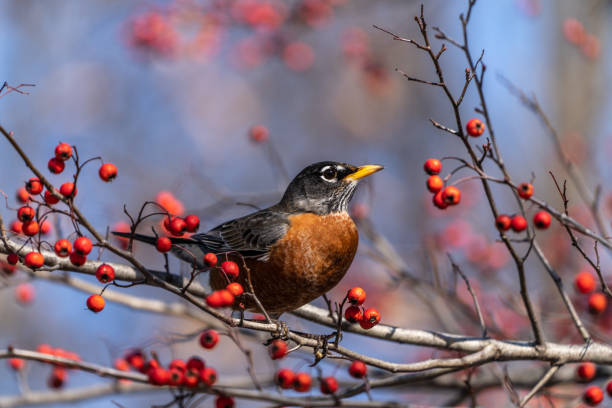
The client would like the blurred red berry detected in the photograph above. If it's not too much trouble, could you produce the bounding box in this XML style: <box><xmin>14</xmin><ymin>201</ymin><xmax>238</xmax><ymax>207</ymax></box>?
<box><xmin>17</xmin><ymin>206</ymin><xmax>35</xmax><ymax>222</ymax></box>
<box><xmin>495</xmin><ymin>214</ymin><xmax>512</xmax><ymax>231</ymax></box>
<box><xmin>432</xmin><ymin>191</ymin><xmax>448</xmax><ymax>209</ymax></box>
<box><xmin>114</xmin><ymin>358</ymin><xmax>129</xmax><ymax>372</ymax></box>
<box><xmin>40</xmin><ymin>220</ymin><xmax>51</xmax><ymax>235</ymax></box>
<box><xmin>168</xmin><ymin>368</ymin><xmax>184</xmax><ymax>386</ymax></box>
<box><xmin>607</xmin><ymin>379</ymin><xmax>612</xmax><ymax>397</ymax></box>
<box><xmin>204</xmin><ymin>253</ymin><xmax>217</xmax><ymax>267</ymax></box>
<box><xmin>221</xmin><ymin>261</ymin><xmax>239</xmax><ymax>279</ymax></box>
<box><xmin>426</xmin><ymin>175</ymin><xmax>444</xmax><ymax>193</ymax></box>
<box><xmin>186</xmin><ymin>357</ymin><xmax>205</xmax><ymax>372</ymax></box>
<box><xmin>442</xmin><ymin>186</ymin><xmax>461</xmax><ymax>205</ymax></box>
<box><xmin>125</xmin><ymin>350</ymin><xmax>145</xmax><ymax>371</ymax></box>
<box><xmin>99</xmin><ymin>163</ymin><xmax>117</xmax><ymax>182</ymax></box>
<box><xmin>156</xmin><ymin>191</ymin><xmax>184</xmax><ymax>216</ymax></box>
<box><xmin>424</xmin><ymin>158</ymin><xmax>442</xmax><ymax>175</ymax></box>
<box><xmin>24</xmin><ymin>252</ymin><xmax>44</xmax><ymax>269</ymax></box>
<box><xmin>184</xmin><ymin>214</ymin><xmax>200</xmax><ymax>233</ymax></box>
<box><xmin>360</xmin><ymin>308</ymin><xmax>381</xmax><ymax>329</ymax></box>
<box><xmin>206</xmin><ymin>290</ymin><xmax>224</xmax><ymax>308</ymax></box>
<box><xmin>215</xmin><ymin>395</ymin><xmax>234</xmax><ymax>408</ymax></box>
<box><xmin>74</xmin><ymin>236</ymin><xmax>93</xmax><ymax>255</ymax></box>
<box><xmin>48</xmin><ymin>158</ymin><xmax>65</xmax><ymax>174</ymax></box>
<box><xmin>44</xmin><ymin>189</ymin><xmax>60</xmax><ymax>205</ymax></box>
<box><xmin>8</xmin><ymin>358</ymin><xmax>25</xmax><ymax>371</ymax></box>
<box><xmin>218</xmin><ymin>289</ymin><xmax>235</xmax><ymax>307</ymax></box>
<box><xmin>563</xmin><ymin>18</ymin><xmax>585</xmax><ymax>45</ymax></box>
<box><xmin>26</xmin><ymin>177</ymin><xmax>43</xmax><ymax>195</ymax></box>
<box><xmin>183</xmin><ymin>369</ymin><xmax>199</xmax><ymax>387</ymax></box>
<box><xmin>7</xmin><ymin>253</ymin><xmax>19</xmax><ymax>265</ymax></box>
<box><xmin>588</xmin><ymin>293</ymin><xmax>607</xmax><ymax>315</ymax></box>
<box><xmin>511</xmin><ymin>215</ymin><xmax>528</xmax><ymax>232</ymax></box>
<box><xmin>200</xmin><ymin>367</ymin><xmax>217</xmax><ymax>386</ymax></box>
<box><xmin>533</xmin><ymin>210</ymin><xmax>551</xmax><ymax>229</ymax></box>
<box><xmin>69</xmin><ymin>252</ymin><xmax>87</xmax><ymax>266</ymax></box>
<box><xmin>15</xmin><ymin>283</ymin><xmax>35</xmax><ymax>304</ymax></box>
<box><xmin>10</xmin><ymin>220</ymin><xmax>23</xmax><ymax>234</ymax></box>
<box><xmin>168</xmin><ymin>217</ymin><xmax>187</xmax><ymax>236</ymax></box>
<box><xmin>269</xmin><ymin>339</ymin><xmax>288</xmax><ymax>360</ymax></box>
<box><xmin>347</xmin><ymin>287</ymin><xmax>366</xmax><ymax>305</ymax></box>
<box><xmin>96</xmin><ymin>264</ymin><xmax>115</xmax><ymax>283</ymax></box>
<box><xmin>86</xmin><ymin>294</ymin><xmax>105</xmax><ymax>313</ymax></box>
<box><xmin>583</xmin><ymin>385</ymin><xmax>603</xmax><ymax>406</ymax></box>
<box><xmin>55</xmin><ymin>143</ymin><xmax>73</xmax><ymax>161</ymax></box>
<box><xmin>517</xmin><ymin>182</ymin><xmax>533</xmax><ymax>199</ymax></box>
<box><xmin>148</xmin><ymin>367</ymin><xmax>170</xmax><ymax>386</ymax></box>
<box><xmin>48</xmin><ymin>367</ymin><xmax>67</xmax><ymax>389</ymax></box>
<box><xmin>466</xmin><ymin>118</ymin><xmax>485</xmax><ymax>137</ymax></box>
<box><xmin>577</xmin><ymin>362</ymin><xmax>596</xmax><ymax>381</ymax></box>
<box><xmin>349</xmin><ymin>360</ymin><xmax>367</xmax><ymax>378</ymax></box>
<box><xmin>54</xmin><ymin>239</ymin><xmax>72</xmax><ymax>257</ymax></box>
<box><xmin>575</xmin><ymin>271</ymin><xmax>596</xmax><ymax>294</ymax></box>
<box><xmin>320</xmin><ymin>376</ymin><xmax>338</xmax><ymax>394</ymax></box>
<box><xmin>283</xmin><ymin>42</ymin><xmax>315</xmax><ymax>72</ymax></box>
<box><xmin>59</xmin><ymin>182</ymin><xmax>77</xmax><ymax>198</ymax></box>
<box><xmin>169</xmin><ymin>359</ymin><xmax>186</xmax><ymax>372</ymax></box>
<box><xmin>156</xmin><ymin>236</ymin><xmax>172</xmax><ymax>253</ymax></box>
<box><xmin>199</xmin><ymin>329</ymin><xmax>219</xmax><ymax>349</ymax></box>
<box><xmin>249</xmin><ymin>125</ymin><xmax>269</xmax><ymax>143</ymax></box>
<box><xmin>16</xmin><ymin>186</ymin><xmax>31</xmax><ymax>203</ymax></box>
<box><xmin>276</xmin><ymin>368</ymin><xmax>295</xmax><ymax>389</ymax></box>
<box><xmin>22</xmin><ymin>220</ymin><xmax>39</xmax><ymax>236</ymax></box>
<box><xmin>293</xmin><ymin>372</ymin><xmax>312</xmax><ymax>392</ymax></box>
<box><xmin>226</xmin><ymin>282</ymin><xmax>244</xmax><ymax>297</ymax></box>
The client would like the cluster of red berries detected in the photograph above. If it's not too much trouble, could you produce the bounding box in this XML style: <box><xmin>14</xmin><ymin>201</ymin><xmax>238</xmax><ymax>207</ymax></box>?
<box><xmin>275</xmin><ymin>369</ymin><xmax>313</xmax><ymax>392</ymax></box>
<box><xmin>160</xmin><ymin>214</ymin><xmax>200</xmax><ymax>238</ymax></box>
<box><xmin>7</xmin><ymin>344</ymin><xmax>82</xmax><ymax>389</ymax></box>
<box><xmin>343</xmin><ymin>287</ymin><xmax>381</xmax><ymax>330</ymax></box>
<box><xmin>574</xmin><ymin>270</ymin><xmax>608</xmax><ymax>315</ymax></box>
<box><xmin>10</xmin><ymin>205</ymin><xmax>52</xmax><ymax>238</ymax></box>
<box><xmin>423</xmin><ymin>159</ymin><xmax>461</xmax><ymax>209</ymax></box>
<box><xmin>574</xmin><ymin>361</ymin><xmax>612</xmax><ymax>406</ymax></box>
<box><xmin>563</xmin><ymin>18</ymin><xmax>601</xmax><ymax>61</ymax></box>
<box><xmin>204</xmin><ymin>258</ymin><xmax>244</xmax><ymax>308</ymax></box>
<box><xmin>116</xmin><ymin>350</ymin><xmax>218</xmax><ymax>388</ymax></box>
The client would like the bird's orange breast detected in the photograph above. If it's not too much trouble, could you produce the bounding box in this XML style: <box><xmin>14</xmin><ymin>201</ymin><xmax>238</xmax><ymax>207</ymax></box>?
<box><xmin>210</xmin><ymin>212</ymin><xmax>358</xmax><ymax>314</ymax></box>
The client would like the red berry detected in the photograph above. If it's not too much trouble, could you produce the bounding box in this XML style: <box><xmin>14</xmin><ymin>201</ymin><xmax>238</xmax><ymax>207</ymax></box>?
<box><xmin>442</xmin><ymin>186</ymin><xmax>461</xmax><ymax>205</ymax></box>
<box><xmin>169</xmin><ymin>359</ymin><xmax>187</xmax><ymax>372</ymax></box>
<box><xmin>347</xmin><ymin>287</ymin><xmax>366</xmax><ymax>305</ymax></box>
<box><xmin>24</xmin><ymin>252</ymin><xmax>44</xmax><ymax>269</ymax></box>
<box><xmin>48</xmin><ymin>158</ymin><xmax>65</xmax><ymax>174</ymax></box>
<box><xmin>206</xmin><ymin>290</ymin><xmax>224</xmax><ymax>308</ymax></box>
<box><xmin>168</xmin><ymin>368</ymin><xmax>185</xmax><ymax>386</ymax></box>
<box><xmin>99</xmin><ymin>163</ymin><xmax>117</xmax><ymax>182</ymax></box>
<box><xmin>426</xmin><ymin>175</ymin><xmax>444</xmax><ymax>193</ymax></box>
<box><xmin>221</xmin><ymin>261</ymin><xmax>239</xmax><ymax>279</ymax></box>
<box><xmin>17</xmin><ymin>206</ymin><xmax>35</xmax><ymax>222</ymax></box>
<box><xmin>40</xmin><ymin>220</ymin><xmax>51</xmax><ymax>235</ymax></box>
<box><xmin>199</xmin><ymin>329</ymin><xmax>219</xmax><ymax>349</ymax></box>
<box><xmin>275</xmin><ymin>368</ymin><xmax>295</xmax><ymax>389</ymax></box>
<box><xmin>16</xmin><ymin>186</ymin><xmax>31</xmax><ymax>203</ymax></box>
<box><xmin>293</xmin><ymin>372</ymin><xmax>312</xmax><ymax>392</ymax></box>
<box><xmin>26</xmin><ymin>177</ymin><xmax>43</xmax><ymax>195</ymax></box>
<box><xmin>215</xmin><ymin>395</ymin><xmax>235</xmax><ymax>408</ymax></box>
<box><xmin>320</xmin><ymin>376</ymin><xmax>338</xmax><ymax>394</ymax></box>
<box><xmin>70</xmin><ymin>252</ymin><xmax>87</xmax><ymax>266</ymax></box>
<box><xmin>432</xmin><ymin>191</ymin><xmax>448</xmax><ymax>209</ymax></box>
<box><xmin>37</xmin><ymin>344</ymin><xmax>54</xmax><ymax>355</ymax></box>
<box><xmin>588</xmin><ymin>293</ymin><xmax>607</xmax><ymax>315</ymax></box>
<box><xmin>8</xmin><ymin>358</ymin><xmax>25</xmax><ymax>371</ymax></box>
<box><xmin>517</xmin><ymin>182</ymin><xmax>533</xmax><ymax>199</ymax></box>
<box><xmin>533</xmin><ymin>210</ymin><xmax>551</xmax><ymax>229</ymax></box>
<box><xmin>218</xmin><ymin>289</ymin><xmax>235</xmax><ymax>307</ymax></box>
<box><xmin>59</xmin><ymin>182</ymin><xmax>77</xmax><ymax>198</ymax></box>
<box><xmin>44</xmin><ymin>189</ymin><xmax>60</xmax><ymax>205</ymax></box>
<box><xmin>86</xmin><ymin>294</ymin><xmax>105</xmax><ymax>313</ymax></box>
<box><xmin>607</xmin><ymin>379</ymin><xmax>612</xmax><ymax>397</ymax></box>
<box><xmin>55</xmin><ymin>143</ymin><xmax>73</xmax><ymax>161</ymax></box>
<box><xmin>184</xmin><ymin>214</ymin><xmax>200</xmax><ymax>233</ymax></box>
<box><xmin>54</xmin><ymin>239</ymin><xmax>72</xmax><ymax>257</ymax></box>
<box><xmin>48</xmin><ymin>367</ymin><xmax>67</xmax><ymax>389</ymax></box>
<box><xmin>200</xmin><ymin>367</ymin><xmax>217</xmax><ymax>386</ymax></box>
<box><xmin>7</xmin><ymin>253</ymin><xmax>19</xmax><ymax>265</ymax></box>
<box><xmin>249</xmin><ymin>125</ymin><xmax>269</xmax><ymax>143</ymax></box>
<box><xmin>148</xmin><ymin>367</ymin><xmax>170</xmax><ymax>386</ymax></box>
<box><xmin>466</xmin><ymin>118</ymin><xmax>485</xmax><ymax>137</ymax></box>
<box><xmin>583</xmin><ymin>385</ymin><xmax>604</xmax><ymax>406</ymax></box>
<box><xmin>183</xmin><ymin>369</ymin><xmax>200</xmax><ymax>387</ymax></box>
<box><xmin>10</xmin><ymin>220</ymin><xmax>22</xmax><ymax>234</ymax></box>
<box><xmin>96</xmin><ymin>264</ymin><xmax>115</xmax><ymax>283</ymax></box>
<box><xmin>511</xmin><ymin>215</ymin><xmax>528</xmax><ymax>232</ymax></box>
<box><xmin>269</xmin><ymin>339</ymin><xmax>288</xmax><ymax>360</ymax></box>
<box><xmin>360</xmin><ymin>308</ymin><xmax>381</xmax><ymax>329</ymax></box>
<box><xmin>495</xmin><ymin>214</ymin><xmax>512</xmax><ymax>231</ymax></box>
<box><xmin>168</xmin><ymin>217</ymin><xmax>187</xmax><ymax>236</ymax></box>
<box><xmin>74</xmin><ymin>236</ymin><xmax>93</xmax><ymax>255</ymax></box>
<box><xmin>577</xmin><ymin>362</ymin><xmax>596</xmax><ymax>381</ymax></box>
<box><xmin>114</xmin><ymin>358</ymin><xmax>129</xmax><ymax>372</ymax></box>
<box><xmin>348</xmin><ymin>360</ymin><xmax>367</xmax><ymax>378</ymax></box>
<box><xmin>204</xmin><ymin>253</ymin><xmax>217</xmax><ymax>267</ymax></box>
<box><xmin>344</xmin><ymin>305</ymin><xmax>363</xmax><ymax>323</ymax></box>
<box><xmin>15</xmin><ymin>283</ymin><xmax>34</xmax><ymax>304</ymax></box>
<box><xmin>156</xmin><ymin>236</ymin><xmax>172</xmax><ymax>253</ymax></box>
<box><xmin>424</xmin><ymin>158</ymin><xmax>442</xmax><ymax>175</ymax></box>
<box><xmin>226</xmin><ymin>282</ymin><xmax>244</xmax><ymax>297</ymax></box>
<box><xmin>125</xmin><ymin>350</ymin><xmax>145</xmax><ymax>371</ymax></box>
<box><xmin>22</xmin><ymin>220</ymin><xmax>39</xmax><ymax>236</ymax></box>
<box><xmin>187</xmin><ymin>357</ymin><xmax>205</xmax><ymax>373</ymax></box>
<box><xmin>575</xmin><ymin>271</ymin><xmax>597</xmax><ymax>294</ymax></box>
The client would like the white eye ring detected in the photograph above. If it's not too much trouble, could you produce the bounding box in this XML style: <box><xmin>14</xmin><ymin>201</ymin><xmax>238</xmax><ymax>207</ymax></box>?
<box><xmin>320</xmin><ymin>165</ymin><xmax>337</xmax><ymax>182</ymax></box>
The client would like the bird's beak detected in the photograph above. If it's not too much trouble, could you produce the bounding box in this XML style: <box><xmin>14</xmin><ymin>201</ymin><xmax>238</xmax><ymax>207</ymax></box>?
<box><xmin>343</xmin><ymin>164</ymin><xmax>384</xmax><ymax>181</ymax></box>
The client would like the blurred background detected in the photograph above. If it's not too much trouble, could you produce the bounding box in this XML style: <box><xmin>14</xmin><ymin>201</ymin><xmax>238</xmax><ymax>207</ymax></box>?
<box><xmin>1</xmin><ymin>0</ymin><xmax>611</xmax><ymax>406</ymax></box>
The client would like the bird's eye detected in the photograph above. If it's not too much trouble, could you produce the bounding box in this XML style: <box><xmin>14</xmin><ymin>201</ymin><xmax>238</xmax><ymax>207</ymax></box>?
<box><xmin>321</xmin><ymin>166</ymin><xmax>337</xmax><ymax>182</ymax></box>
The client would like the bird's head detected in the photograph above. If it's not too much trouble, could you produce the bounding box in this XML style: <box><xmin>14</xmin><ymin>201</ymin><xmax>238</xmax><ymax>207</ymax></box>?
<box><xmin>279</xmin><ymin>161</ymin><xmax>383</xmax><ymax>214</ymax></box>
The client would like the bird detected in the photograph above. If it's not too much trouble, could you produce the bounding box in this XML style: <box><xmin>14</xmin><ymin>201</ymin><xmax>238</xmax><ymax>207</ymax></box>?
<box><xmin>114</xmin><ymin>161</ymin><xmax>383</xmax><ymax>316</ymax></box>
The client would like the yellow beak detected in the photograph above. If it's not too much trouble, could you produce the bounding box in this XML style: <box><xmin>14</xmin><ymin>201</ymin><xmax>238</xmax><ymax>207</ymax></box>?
<box><xmin>343</xmin><ymin>164</ymin><xmax>384</xmax><ymax>181</ymax></box>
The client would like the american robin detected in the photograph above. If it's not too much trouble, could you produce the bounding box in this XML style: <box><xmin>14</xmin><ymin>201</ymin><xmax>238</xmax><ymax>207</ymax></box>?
<box><xmin>114</xmin><ymin>161</ymin><xmax>383</xmax><ymax>316</ymax></box>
